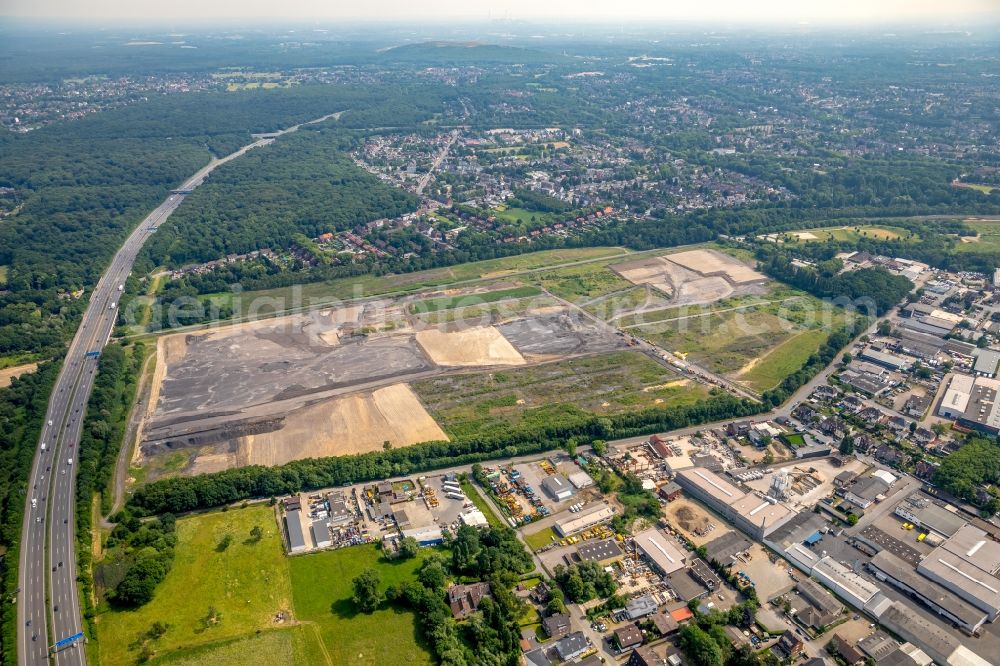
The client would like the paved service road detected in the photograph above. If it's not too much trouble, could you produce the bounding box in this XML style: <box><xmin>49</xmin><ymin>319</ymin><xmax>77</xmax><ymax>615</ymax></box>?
<box><xmin>16</xmin><ymin>112</ymin><xmax>340</xmax><ymax>666</ymax></box>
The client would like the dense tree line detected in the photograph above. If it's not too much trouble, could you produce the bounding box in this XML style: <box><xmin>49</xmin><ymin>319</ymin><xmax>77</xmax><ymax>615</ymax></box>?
<box><xmin>99</xmin><ymin>514</ymin><xmax>177</xmax><ymax>608</ymax></box>
<box><xmin>0</xmin><ymin>362</ymin><xmax>60</xmax><ymax>663</ymax></box>
<box><xmin>933</xmin><ymin>438</ymin><xmax>1000</xmax><ymax>514</ymax></box>
<box><xmin>74</xmin><ymin>343</ymin><xmax>143</xmax><ymax>633</ymax></box>
<box><xmin>756</xmin><ymin>252</ymin><xmax>913</xmax><ymax>317</ymax></box>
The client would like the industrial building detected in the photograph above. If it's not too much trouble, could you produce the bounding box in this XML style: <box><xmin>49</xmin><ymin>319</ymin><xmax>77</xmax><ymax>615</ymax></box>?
<box><xmin>726</xmin><ymin>494</ymin><xmax>794</xmax><ymax>539</ymax></box>
<box><xmin>284</xmin><ymin>509</ymin><xmax>307</xmax><ymax>553</ymax></box>
<box><xmin>625</xmin><ymin>594</ymin><xmax>658</xmax><ymax>620</ymax></box>
<box><xmin>876</xmin><ymin>602</ymin><xmax>991</xmax><ymax>666</ymax></box>
<box><xmin>973</xmin><ymin>349</ymin><xmax>1000</xmax><ymax>378</ymax></box>
<box><xmin>917</xmin><ymin>524</ymin><xmax>1000</xmax><ymax>621</ymax></box>
<box><xmin>401</xmin><ymin>525</ymin><xmax>445</xmax><ymax>546</ymax></box>
<box><xmin>844</xmin><ymin>475</ymin><xmax>890</xmax><ymax>509</ymax></box>
<box><xmin>554</xmin><ymin>503</ymin><xmax>614</xmax><ymax>537</ymax></box>
<box><xmin>310</xmin><ymin>522</ymin><xmax>332</xmax><ymax>549</ymax></box>
<box><xmin>791</xmin><ymin>578</ymin><xmax>843</xmax><ymax>630</ymax></box>
<box><xmin>894</xmin><ymin>493</ymin><xmax>967</xmax><ymax>541</ymax></box>
<box><xmin>867</xmin><ymin>550</ymin><xmax>988</xmax><ymax>634</ymax></box>
<box><xmin>541</xmin><ymin>474</ymin><xmax>575</xmax><ymax>501</ymax></box>
<box><xmin>674</xmin><ymin>468</ymin><xmax>794</xmax><ymax>539</ymax></box>
<box><xmin>634</xmin><ymin>528</ymin><xmax>686</xmax><ymax>575</ymax></box>
<box><xmin>811</xmin><ymin>556</ymin><xmax>885</xmax><ymax>611</ymax></box>
<box><xmin>938</xmin><ymin>375</ymin><xmax>1000</xmax><ymax>433</ymax></box>
<box><xmin>576</xmin><ymin>538</ymin><xmax>623</xmax><ymax>565</ymax></box>
<box><xmin>859</xmin><ymin>348</ymin><xmax>911</xmax><ymax>371</ymax></box>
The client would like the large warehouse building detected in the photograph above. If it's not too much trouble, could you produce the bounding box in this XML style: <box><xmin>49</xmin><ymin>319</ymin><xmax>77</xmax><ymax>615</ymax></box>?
<box><xmin>917</xmin><ymin>524</ymin><xmax>1000</xmax><ymax>621</ymax></box>
<box><xmin>868</xmin><ymin>550</ymin><xmax>988</xmax><ymax>635</ymax></box>
<box><xmin>555</xmin><ymin>503</ymin><xmax>614</xmax><ymax>537</ymax></box>
<box><xmin>937</xmin><ymin>374</ymin><xmax>1000</xmax><ymax>433</ymax></box>
<box><xmin>634</xmin><ymin>528</ymin><xmax>686</xmax><ymax>575</ymax></box>
<box><xmin>674</xmin><ymin>468</ymin><xmax>794</xmax><ymax>539</ymax></box>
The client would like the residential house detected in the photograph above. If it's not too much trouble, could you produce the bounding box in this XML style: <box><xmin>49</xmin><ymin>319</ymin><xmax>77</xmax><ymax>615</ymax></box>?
<box><xmin>542</xmin><ymin>612</ymin><xmax>571</xmax><ymax>639</ymax></box>
<box><xmin>614</xmin><ymin>623</ymin><xmax>644</xmax><ymax>651</ymax></box>
<box><xmin>555</xmin><ymin>632</ymin><xmax>589</xmax><ymax>662</ymax></box>
<box><xmin>830</xmin><ymin>633</ymin><xmax>866</xmax><ymax>665</ymax></box>
<box><xmin>775</xmin><ymin>631</ymin><xmax>804</xmax><ymax>658</ymax></box>
<box><xmin>628</xmin><ymin>646</ymin><xmax>666</xmax><ymax>666</ymax></box>
<box><xmin>448</xmin><ymin>582</ymin><xmax>491</xmax><ymax>620</ymax></box>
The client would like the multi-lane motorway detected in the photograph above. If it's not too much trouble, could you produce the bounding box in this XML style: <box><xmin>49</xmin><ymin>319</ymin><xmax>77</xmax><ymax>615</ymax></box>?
<box><xmin>15</xmin><ymin>112</ymin><xmax>338</xmax><ymax>665</ymax></box>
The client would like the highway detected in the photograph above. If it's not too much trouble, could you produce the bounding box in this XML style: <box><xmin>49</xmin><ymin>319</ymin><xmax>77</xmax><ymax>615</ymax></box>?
<box><xmin>16</xmin><ymin>112</ymin><xmax>338</xmax><ymax>665</ymax></box>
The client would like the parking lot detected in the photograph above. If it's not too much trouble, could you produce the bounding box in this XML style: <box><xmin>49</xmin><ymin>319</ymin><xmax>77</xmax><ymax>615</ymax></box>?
<box><xmin>735</xmin><ymin>544</ymin><xmax>798</xmax><ymax>602</ymax></box>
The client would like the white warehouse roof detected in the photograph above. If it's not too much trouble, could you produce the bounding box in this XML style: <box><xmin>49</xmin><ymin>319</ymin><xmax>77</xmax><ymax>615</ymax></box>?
<box><xmin>634</xmin><ymin>528</ymin><xmax>686</xmax><ymax>575</ymax></box>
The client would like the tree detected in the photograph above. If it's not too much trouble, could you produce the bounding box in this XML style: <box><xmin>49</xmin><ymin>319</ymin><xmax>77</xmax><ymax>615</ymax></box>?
<box><xmin>679</xmin><ymin>623</ymin><xmax>724</xmax><ymax>666</ymax></box>
<box><xmin>841</xmin><ymin>352</ymin><xmax>853</xmax><ymax>365</ymax></box>
<box><xmin>839</xmin><ymin>435</ymin><xmax>855</xmax><ymax>455</ymax></box>
<box><xmin>564</xmin><ymin>438</ymin><xmax>578</xmax><ymax>457</ymax></box>
<box><xmin>878</xmin><ymin>320</ymin><xmax>892</xmax><ymax>336</ymax></box>
<box><xmin>591</xmin><ymin>440</ymin><xmax>607</xmax><ymax>456</ymax></box>
<box><xmin>399</xmin><ymin>537</ymin><xmax>419</xmax><ymax>560</ymax></box>
<box><xmin>249</xmin><ymin>525</ymin><xmax>263</xmax><ymax>543</ymax></box>
<box><xmin>216</xmin><ymin>534</ymin><xmax>233</xmax><ymax>551</ymax></box>
<box><xmin>352</xmin><ymin>568</ymin><xmax>382</xmax><ymax>613</ymax></box>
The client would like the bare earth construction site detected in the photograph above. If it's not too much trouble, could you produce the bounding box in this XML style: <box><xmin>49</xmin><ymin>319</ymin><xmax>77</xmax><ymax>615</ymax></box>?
<box><xmin>138</xmin><ymin>295</ymin><xmax>629</xmax><ymax>479</ymax></box>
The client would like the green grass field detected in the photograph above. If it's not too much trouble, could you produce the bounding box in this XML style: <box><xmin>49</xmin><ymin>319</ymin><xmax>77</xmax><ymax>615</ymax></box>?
<box><xmin>410</xmin><ymin>285</ymin><xmax>542</xmax><ymax>314</ymax></box>
<box><xmin>491</xmin><ymin>205</ymin><xmax>558</xmax><ymax>226</ymax></box>
<box><xmin>779</xmin><ymin>225</ymin><xmax>912</xmax><ymax>244</ymax></box>
<box><xmin>96</xmin><ymin>507</ymin><xmax>435</xmax><ymax>666</ymax></box>
<box><xmin>956</xmin><ymin>220</ymin><xmax>1000</xmax><ymax>253</ymax></box>
<box><xmin>201</xmin><ymin>247</ymin><xmax>630</xmax><ymax>318</ymax></box>
<box><xmin>153</xmin><ymin>626</ymin><xmax>328</xmax><ymax>666</ymax></box>
<box><xmin>954</xmin><ymin>182</ymin><xmax>997</xmax><ymax>194</ymax></box>
<box><xmin>737</xmin><ymin>329</ymin><xmax>830</xmax><ymax>392</ymax></box>
<box><xmin>413</xmin><ymin>351</ymin><xmax>709</xmax><ymax>440</ymax></box>
<box><xmin>95</xmin><ymin>505</ymin><xmax>304</xmax><ymax>666</ymax></box>
<box><xmin>0</xmin><ymin>265</ymin><xmax>7</xmax><ymax>285</ymax></box>
<box><xmin>631</xmin><ymin>287</ymin><xmax>851</xmax><ymax>380</ymax></box>
<box><xmin>288</xmin><ymin>544</ymin><xmax>434</xmax><ymax>666</ymax></box>
<box><xmin>528</xmin><ymin>260</ymin><xmax>635</xmax><ymax>301</ymax></box>
<box><xmin>523</xmin><ymin>526</ymin><xmax>560</xmax><ymax>552</ymax></box>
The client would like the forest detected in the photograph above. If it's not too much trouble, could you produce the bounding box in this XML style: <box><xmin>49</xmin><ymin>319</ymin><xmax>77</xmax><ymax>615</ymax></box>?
<box><xmin>138</xmin><ymin>126</ymin><xmax>421</xmax><ymax>269</ymax></box>
<box><xmin>0</xmin><ymin>362</ymin><xmax>61</xmax><ymax>661</ymax></box>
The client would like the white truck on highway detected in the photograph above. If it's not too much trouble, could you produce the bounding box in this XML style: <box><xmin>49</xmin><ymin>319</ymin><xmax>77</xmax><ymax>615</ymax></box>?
<box><xmin>67</xmin><ymin>458</ymin><xmax>73</xmax><ymax>466</ymax></box>
<box><xmin>118</xmin><ymin>284</ymin><xmax>124</xmax><ymax>292</ymax></box>
<box><xmin>40</xmin><ymin>443</ymin><xmax>46</xmax><ymax>452</ymax></box>
<box><xmin>31</xmin><ymin>499</ymin><xmax>37</xmax><ymax>509</ymax></box>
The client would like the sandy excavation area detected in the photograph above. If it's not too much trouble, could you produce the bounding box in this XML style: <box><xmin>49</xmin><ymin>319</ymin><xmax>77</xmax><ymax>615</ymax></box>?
<box><xmin>416</xmin><ymin>326</ymin><xmax>526</xmax><ymax>366</ymax></box>
<box><xmin>0</xmin><ymin>362</ymin><xmax>38</xmax><ymax>388</ymax></box>
<box><xmin>237</xmin><ymin>383</ymin><xmax>447</xmax><ymax>467</ymax></box>
<box><xmin>612</xmin><ymin>249</ymin><xmax>767</xmax><ymax>307</ymax></box>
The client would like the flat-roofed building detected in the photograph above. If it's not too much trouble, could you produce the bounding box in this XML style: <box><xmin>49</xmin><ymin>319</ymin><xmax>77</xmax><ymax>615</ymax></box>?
<box><xmin>634</xmin><ymin>528</ymin><xmax>686</xmax><ymax>575</ymax></box>
<box><xmin>845</xmin><ymin>475</ymin><xmax>890</xmax><ymax>509</ymax></box>
<box><xmin>868</xmin><ymin>550</ymin><xmax>988</xmax><ymax>634</ymax></box>
<box><xmin>576</xmin><ymin>538</ymin><xmax>623</xmax><ymax>565</ymax></box>
<box><xmin>876</xmin><ymin>602</ymin><xmax>992</xmax><ymax>666</ymax></box>
<box><xmin>674</xmin><ymin>468</ymin><xmax>746</xmax><ymax>515</ymax></box>
<box><xmin>973</xmin><ymin>349</ymin><xmax>1000</xmax><ymax>378</ymax></box>
<box><xmin>555</xmin><ymin>503</ymin><xmax>614</xmax><ymax>537</ymax></box>
<box><xmin>860</xmin><ymin>349</ymin><xmax>911</xmax><ymax>371</ymax></box>
<box><xmin>917</xmin><ymin>524</ymin><xmax>1000</xmax><ymax>621</ymax></box>
<box><xmin>812</xmin><ymin>556</ymin><xmax>883</xmax><ymax>610</ymax></box>
<box><xmin>728</xmin><ymin>494</ymin><xmax>794</xmax><ymax>539</ymax></box>
<box><xmin>939</xmin><ymin>374</ymin><xmax>975</xmax><ymax>419</ymax></box>
<box><xmin>894</xmin><ymin>494</ymin><xmax>966</xmax><ymax>540</ymax></box>
<box><xmin>284</xmin><ymin>509</ymin><xmax>308</xmax><ymax>553</ymax></box>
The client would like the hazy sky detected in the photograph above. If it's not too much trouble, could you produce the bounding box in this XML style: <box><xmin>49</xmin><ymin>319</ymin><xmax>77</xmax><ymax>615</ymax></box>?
<box><xmin>2</xmin><ymin>0</ymin><xmax>998</xmax><ymax>23</ymax></box>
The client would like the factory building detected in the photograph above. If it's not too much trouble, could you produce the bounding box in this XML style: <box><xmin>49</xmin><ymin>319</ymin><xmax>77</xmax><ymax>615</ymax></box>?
<box><xmin>541</xmin><ymin>474</ymin><xmax>575</xmax><ymax>501</ymax></box>
<box><xmin>917</xmin><ymin>524</ymin><xmax>1000</xmax><ymax>621</ymax></box>
<box><xmin>811</xmin><ymin>556</ymin><xmax>885</xmax><ymax>611</ymax></box>
<box><xmin>634</xmin><ymin>528</ymin><xmax>686</xmax><ymax>575</ymax></box>
<box><xmin>674</xmin><ymin>468</ymin><xmax>793</xmax><ymax>540</ymax></box>
<box><xmin>894</xmin><ymin>493</ymin><xmax>967</xmax><ymax>541</ymax></box>
<box><xmin>284</xmin><ymin>509</ymin><xmax>308</xmax><ymax>553</ymax></box>
<box><xmin>554</xmin><ymin>503</ymin><xmax>614</xmax><ymax>537</ymax></box>
<box><xmin>868</xmin><ymin>550</ymin><xmax>988</xmax><ymax>635</ymax></box>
